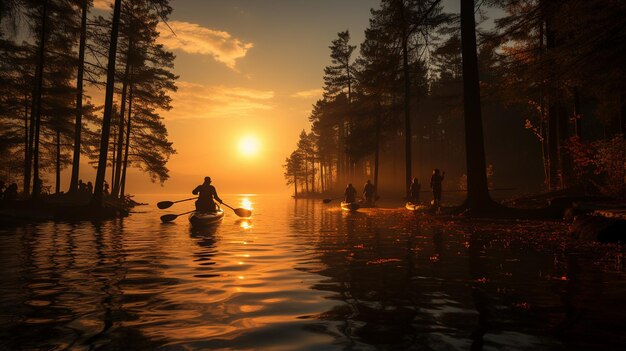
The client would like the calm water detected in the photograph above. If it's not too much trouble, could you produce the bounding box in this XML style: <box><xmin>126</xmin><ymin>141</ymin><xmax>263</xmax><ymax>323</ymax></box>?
<box><xmin>1</xmin><ymin>194</ymin><xmax>625</xmax><ymax>350</ymax></box>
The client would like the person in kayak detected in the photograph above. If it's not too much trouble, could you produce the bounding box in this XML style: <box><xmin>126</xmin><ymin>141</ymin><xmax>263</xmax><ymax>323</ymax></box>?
<box><xmin>363</xmin><ymin>180</ymin><xmax>375</xmax><ymax>205</ymax></box>
<box><xmin>193</xmin><ymin>176</ymin><xmax>222</xmax><ymax>212</ymax></box>
<box><xmin>344</xmin><ymin>183</ymin><xmax>357</xmax><ymax>203</ymax></box>
<box><xmin>409</xmin><ymin>177</ymin><xmax>421</xmax><ymax>204</ymax></box>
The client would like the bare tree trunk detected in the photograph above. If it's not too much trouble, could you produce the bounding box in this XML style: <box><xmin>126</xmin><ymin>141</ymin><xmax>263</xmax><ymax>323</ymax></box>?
<box><xmin>460</xmin><ymin>0</ymin><xmax>495</xmax><ymax>211</ymax></box>
<box><xmin>120</xmin><ymin>76</ymin><xmax>133</xmax><ymax>198</ymax></box>
<box><xmin>91</xmin><ymin>0</ymin><xmax>123</xmax><ymax>207</ymax></box>
<box><xmin>310</xmin><ymin>157</ymin><xmax>315</xmax><ymax>193</ymax></box>
<box><xmin>294</xmin><ymin>176</ymin><xmax>298</xmax><ymax>197</ymax></box>
<box><xmin>112</xmin><ymin>122</ymin><xmax>118</xmax><ymax>186</ymax></box>
<box><xmin>69</xmin><ymin>0</ymin><xmax>88</xmax><ymax>194</ymax></box>
<box><xmin>304</xmin><ymin>160</ymin><xmax>309</xmax><ymax>194</ymax></box>
<box><xmin>23</xmin><ymin>94</ymin><xmax>29</xmax><ymax>195</ymax></box>
<box><xmin>374</xmin><ymin>109</ymin><xmax>381</xmax><ymax>198</ymax></box>
<box><xmin>55</xmin><ymin>130</ymin><xmax>60</xmax><ymax>194</ymax></box>
<box><xmin>399</xmin><ymin>0</ymin><xmax>412</xmax><ymax>198</ymax></box>
<box><xmin>545</xmin><ymin>4</ymin><xmax>561</xmax><ymax>190</ymax></box>
<box><xmin>113</xmin><ymin>59</ymin><xmax>130</xmax><ymax>197</ymax></box>
<box><xmin>31</xmin><ymin>0</ymin><xmax>48</xmax><ymax>199</ymax></box>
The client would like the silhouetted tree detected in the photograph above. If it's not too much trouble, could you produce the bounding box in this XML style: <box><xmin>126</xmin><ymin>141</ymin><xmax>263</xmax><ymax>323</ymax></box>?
<box><xmin>460</xmin><ymin>0</ymin><xmax>497</xmax><ymax>212</ymax></box>
<box><xmin>91</xmin><ymin>0</ymin><xmax>122</xmax><ymax>207</ymax></box>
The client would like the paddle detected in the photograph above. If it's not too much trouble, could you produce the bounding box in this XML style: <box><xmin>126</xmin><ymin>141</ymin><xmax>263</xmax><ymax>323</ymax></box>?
<box><xmin>157</xmin><ymin>197</ymin><xmax>198</xmax><ymax>209</ymax></box>
<box><xmin>160</xmin><ymin>210</ymin><xmax>195</xmax><ymax>223</ymax></box>
<box><xmin>220</xmin><ymin>202</ymin><xmax>252</xmax><ymax>218</ymax></box>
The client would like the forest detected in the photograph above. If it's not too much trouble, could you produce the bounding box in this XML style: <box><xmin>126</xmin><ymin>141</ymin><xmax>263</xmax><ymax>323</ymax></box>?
<box><xmin>283</xmin><ymin>0</ymin><xmax>626</xmax><ymax>209</ymax></box>
<box><xmin>0</xmin><ymin>0</ymin><xmax>177</xmax><ymax>208</ymax></box>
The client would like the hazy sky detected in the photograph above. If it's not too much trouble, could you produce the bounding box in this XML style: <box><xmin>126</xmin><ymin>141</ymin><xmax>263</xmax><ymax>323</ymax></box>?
<box><xmin>81</xmin><ymin>0</ymin><xmax>463</xmax><ymax>194</ymax></box>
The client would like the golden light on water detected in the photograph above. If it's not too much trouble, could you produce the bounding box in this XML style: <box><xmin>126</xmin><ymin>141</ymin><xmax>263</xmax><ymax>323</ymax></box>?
<box><xmin>238</xmin><ymin>136</ymin><xmax>260</xmax><ymax>157</ymax></box>
<box><xmin>240</xmin><ymin>197</ymin><xmax>253</xmax><ymax>210</ymax></box>
<box><xmin>239</xmin><ymin>220</ymin><xmax>253</xmax><ymax>230</ymax></box>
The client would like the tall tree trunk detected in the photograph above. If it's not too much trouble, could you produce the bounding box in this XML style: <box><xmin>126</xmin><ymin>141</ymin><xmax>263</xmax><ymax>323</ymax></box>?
<box><xmin>112</xmin><ymin>78</ymin><xmax>128</xmax><ymax>197</ymax></box>
<box><xmin>538</xmin><ymin>18</ymin><xmax>550</xmax><ymax>189</ymax></box>
<box><xmin>55</xmin><ymin>130</ymin><xmax>60</xmax><ymax>194</ymax></box>
<box><xmin>545</xmin><ymin>3</ymin><xmax>561</xmax><ymax>190</ymax></box>
<box><xmin>621</xmin><ymin>86</ymin><xmax>626</xmax><ymax>137</ymax></box>
<box><xmin>460</xmin><ymin>0</ymin><xmax>495</xmax><ymax>211</ymax></box>
<box><xmin>399</xmin><ymin>1</ymin><xmax>412</xmax><ymax>198</ymax></box>
<box><xmin>111</xmin><ymin>122</ymin><xmax>117</xmax><ymax>186</ymax></box>
<box><xmin>304</xmin><ymin>160</ymin><xmax>309</xmax><ymax>194</ymax></box>
<box><xmin>91</xmin><ymin>0</ymin><xmax>123</xmax><ymax>207</ymax></box>
<box><xmin>112</xmin><ymin>38</ymin><xmax>132</xmax><ymax>197</ymax></box>
<box><xmin>120</xmin><ymin>78</ymin><xmax>133</xmax><ymax>198</ymax></box>
<box><xmin>69</xmin><ymin>0</ymin><xmax>88</xmax><ymax>194</ymax></box>
<box><xmin>294</xmin><ymin>176</ymin><xmax>298</xmax><ymax>197</ymax></box>
<box><xmin>23</xmin><ymin>94</ymin><xmax>29</xmax><ymax>195</ymax></box>
<box><xmin>374</xmin><ymin>108</ymin><xmax>381</xmax><ymax>198</ymax></box>
<box><xmin>310</xmin><ymin>157</ymin><xmax>315</xmax><ymax>193</ymax></box>
<box><xmin>31</xmin><ymin>1</ymin><xmax>48</xmax><ymax>199</ymax></box>
<box><xmin>338</xmin><ymin>121</ymin><xmax>344</xmax><ymax>186</ymax></box>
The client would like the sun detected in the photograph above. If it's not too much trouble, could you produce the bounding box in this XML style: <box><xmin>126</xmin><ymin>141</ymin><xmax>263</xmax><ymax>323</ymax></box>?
<box><xmin>238</xmin><ymin>136</ymin><xmax>260</xmax><ymax>157</ymax></box>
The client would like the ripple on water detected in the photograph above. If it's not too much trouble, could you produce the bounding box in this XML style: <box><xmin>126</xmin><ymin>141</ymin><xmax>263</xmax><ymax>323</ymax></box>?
<box><xmin>1</xmin><ymin>195</ymin><xmax>626</xmax><ymax>350</ymax></box>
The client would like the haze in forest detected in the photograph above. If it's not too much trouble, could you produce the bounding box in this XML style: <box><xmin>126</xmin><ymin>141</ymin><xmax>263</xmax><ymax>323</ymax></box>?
<box><xmin>2</xmin><ymin>0</ymin><xmax>624</xmax><ymax>203</ymax></box>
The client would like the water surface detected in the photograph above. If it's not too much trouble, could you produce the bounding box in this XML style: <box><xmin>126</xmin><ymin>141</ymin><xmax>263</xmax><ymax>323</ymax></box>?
<box><xmin>1</xmin><ymin>195</ymin><xmax>625</xmax><ymax>350</ymax></box>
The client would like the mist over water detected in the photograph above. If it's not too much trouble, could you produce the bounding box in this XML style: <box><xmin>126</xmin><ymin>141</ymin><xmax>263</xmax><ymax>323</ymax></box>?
<box><xmin>1</xmin><ymin>195</ymin><xmax>625</xmax><ymax>350</ymax></box>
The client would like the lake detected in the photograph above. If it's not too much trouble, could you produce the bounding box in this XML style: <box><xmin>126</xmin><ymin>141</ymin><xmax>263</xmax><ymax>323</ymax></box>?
<box><xmin>1</xmin><ymin>194</ymin><xmax>625</xmax><ymax>350</ymax></box>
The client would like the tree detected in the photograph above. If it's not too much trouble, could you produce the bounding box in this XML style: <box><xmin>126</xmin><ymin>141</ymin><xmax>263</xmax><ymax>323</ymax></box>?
<box><xmin>460</xmin><ymin>0</ymin><xmax>497</xmax><ymax>212</ymax></box>
<box><xmin>323</xmin><ymin>30</ymin><xmax>356</xmax><ymax>183</ymax></box>
<box><xmin>68</xmin><ymin>0</ymin><xmax>90</xmax><ymax>194</ymax></box>
<box><xmin>91</xmin><ymin>0</ymin><xmax>122</xmax><ymax>207</ymax></box>
<box><xmin>284</xmin><ymin>151</ymin><xmax>304</xmax><ymax>197</ymax></box>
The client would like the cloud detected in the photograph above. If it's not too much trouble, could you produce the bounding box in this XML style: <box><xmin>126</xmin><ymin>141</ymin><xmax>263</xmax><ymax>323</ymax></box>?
<box><xmin>290</xmin><ymin>88</ymin><xmax>323</xmax><ymax>99</ymax></box>
<box><xmin>157</xmin><ymin>21</ymin><xmax>253</xmax><ymax>70</ymax></box>
<box><xmin>93</xmin><ymin>0</ymin><xmax>112</xmax><ymax>10</ymax></box>
<box><xmin>164</xmin><ymin>82</ymin><xmax>274</xmax><ymax>120</ymax></box>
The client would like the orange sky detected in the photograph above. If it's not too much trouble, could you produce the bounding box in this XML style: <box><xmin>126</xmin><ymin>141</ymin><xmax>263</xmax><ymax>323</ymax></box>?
<box><xmin>60</xmin><ymin>0</ymin><xmax>463</xmax><ymax>195</ymax></box>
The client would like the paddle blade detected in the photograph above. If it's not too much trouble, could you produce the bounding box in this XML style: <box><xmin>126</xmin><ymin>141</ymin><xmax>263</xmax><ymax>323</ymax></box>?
<box><xmin>160</xmin><ymin>214</ymin><xmax>178</xmax><ymax>222</ymax></box>
<box><xmin>157</xmin><ymin>201</ymin><xmax>174</xmax><ymax>209</ymax></box>
<box><xmin>233</xmin><ymin>208</ymin><xmax>252</xmax><ymax>218</ymax></box>
<box><xmin>323</xmin><ymin>199</ymin><xmax>332</xmax><ymax>204</ymax></box>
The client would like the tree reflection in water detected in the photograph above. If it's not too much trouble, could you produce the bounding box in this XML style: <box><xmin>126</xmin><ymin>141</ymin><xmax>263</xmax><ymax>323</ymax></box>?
<box><xmin>295</xmin><ymin>206</ymin><xmax>626</xmax><ymax>350</ymax></box>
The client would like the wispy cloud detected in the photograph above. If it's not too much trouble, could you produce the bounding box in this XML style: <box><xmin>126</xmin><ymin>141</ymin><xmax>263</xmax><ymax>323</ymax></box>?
<box><xmin>165</xmin><ymin>82</ymin><xmax>274</xmax><ymax>120</ymax></box>
<box><xmin>93</xmin><ymin>0</ymin><xmax>112</xmax><ymax>10</ymax></box>
<box><xmin>157</xmin><ymin>21</ymin><xmax>253</xmax><ymax>70</ymax></box>
<box><xmin>291</xmin><ymin>88</ymin><xmax>323</xmax><ymax>99</ymax></box>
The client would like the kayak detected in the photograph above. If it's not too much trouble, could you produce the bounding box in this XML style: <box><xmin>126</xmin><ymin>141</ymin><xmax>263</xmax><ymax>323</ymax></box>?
<box><xmin>341</xmin><ymin>201</ymin><xmax>360</xmax><ymax>212</ymax></box>
<box><xmin>405</xmin><ymin>202</ymin><xmax>428</xmax><ymax>211</ymax></box>
<box><xmin>189</xmin><ymin>209</ymin><xmax>225</xmax><ymax>227</ymax></box>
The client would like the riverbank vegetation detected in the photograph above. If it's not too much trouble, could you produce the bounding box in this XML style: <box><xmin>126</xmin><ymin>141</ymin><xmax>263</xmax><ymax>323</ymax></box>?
<box><xmin>284</xmin><ymin>0</ymin><xmax>626</xmax><ymax>213</ymax></box>
<box><xmin>0</xmin><ymin>0</ymin><xmax>177</xmax><ymax>213</ymax></box>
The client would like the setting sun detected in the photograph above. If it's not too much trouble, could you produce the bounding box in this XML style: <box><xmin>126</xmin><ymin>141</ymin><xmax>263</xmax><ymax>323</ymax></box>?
<box><xmin>238</xmin><ymin>136</ymin><xmax>260</xmax><ymax>157</ymax></box>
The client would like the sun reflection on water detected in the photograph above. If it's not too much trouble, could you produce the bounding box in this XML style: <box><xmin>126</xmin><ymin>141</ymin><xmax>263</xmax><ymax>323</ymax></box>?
<box><xmin>238</xmin><ymin>219</ymin><xmax>253</xmax><ymax>230</ymax></box>
<box><xmin>240</xmin><ymin>197</ymin><xmax>253</xmax><ymax>210</ymax></box>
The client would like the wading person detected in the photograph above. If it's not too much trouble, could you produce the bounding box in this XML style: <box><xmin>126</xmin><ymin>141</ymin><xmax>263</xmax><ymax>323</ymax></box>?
<box><xmin>409</xmin><ymin>177</ymin><xmax>421</xmax><ymax>204</ymax></box>
<box><xmin>193</xmin><ymin>176</ymin><xmax>222</xmax><ymax>212</ymax></box>
<box><xmin>344</xmin><ymin>183</ymin><xmax>357</xmax><ymax>203</ymax></box>
<box><xmin>363</xmin><ymin>180</ymin><xmax>375</xmax><ymax>205</ymax></box>
<box><xmin>430</xmin><ymin>169</ymin><xmax>445</xmax><ymax>207</ymax></box>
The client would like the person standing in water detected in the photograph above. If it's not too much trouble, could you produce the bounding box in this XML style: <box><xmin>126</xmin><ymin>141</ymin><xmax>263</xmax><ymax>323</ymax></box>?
<box><xmin>409</xmin><ymin>177</ymin><xmax>421</xmax><ymax>204</ymax></box>
<box><xmin>363</xmin><ymin>180</ymin><xmax>375</xmax><ymax>205</ymax></box>
<box><xmin>344</xmin><ymin>183</ymin><xmax>357</xmax><ymax>203</ymax></box>
<box><xmin>430</xmin><ymin>169</ymin><xmax>445</xmax><ymax>207</ymax></box>
<box><xmin>193</xmin><ymin>176</ymin><xmax>222</xmax><ymax>212</ymax></box>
